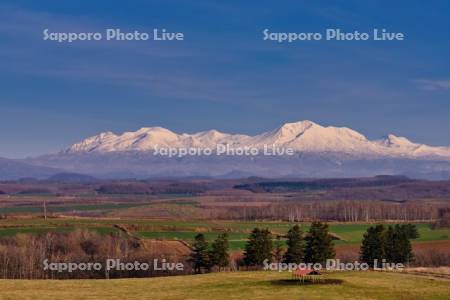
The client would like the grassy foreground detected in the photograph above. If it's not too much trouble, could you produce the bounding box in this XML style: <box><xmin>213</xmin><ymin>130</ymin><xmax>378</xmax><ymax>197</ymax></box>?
<box><xmin>0</xmin><ymin>271</ymin><xmax>449</xmax><ymax>300</ymax></box>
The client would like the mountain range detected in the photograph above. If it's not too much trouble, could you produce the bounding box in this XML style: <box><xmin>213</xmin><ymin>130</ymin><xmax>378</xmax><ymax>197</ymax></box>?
<box><xmin>64</xmin><ymin>120</ymin><xmax>450</xmax><ymax>160</ymax></box>
<box><xmin>2</xmin><ymin>120</ymin><xmax>450</xmax><ymax>179</ymax></box>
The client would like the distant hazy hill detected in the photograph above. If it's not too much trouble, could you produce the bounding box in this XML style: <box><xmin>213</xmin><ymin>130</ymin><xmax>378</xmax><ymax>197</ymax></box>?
<box><xmin>0</xmin><ymin>157</ymin><xmax>60</xmax><ymax>180</ymax></box>
<box><xmin>46</xmin><ymin>172</ymin><xmax>98</xmax><ymax>183</ymax></box>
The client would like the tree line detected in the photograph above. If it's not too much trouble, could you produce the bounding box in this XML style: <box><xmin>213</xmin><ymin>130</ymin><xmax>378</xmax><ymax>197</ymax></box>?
<box><xmin>217</xmin><ymin>200</ymin><xmax>448</xmax><ymax>222</ymax></box>
<box><xmin>190</xmin><ymin>222</ymin><xmax>336</xmax><ymax>273</ymax></box>
<box><xmin>191</xmin><ymin>222</ymin><xmax>420</xmax><ymax>273</ymax></box>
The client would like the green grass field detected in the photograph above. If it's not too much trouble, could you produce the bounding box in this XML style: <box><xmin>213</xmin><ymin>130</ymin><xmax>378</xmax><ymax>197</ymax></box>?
<box><xmin>135</xmin><ymin>223</ymin><xmax>450</xmax><ymax>250</ymax></box>
<box><xmin>0</xmin><ymin>271</ymin><xmax>448</xmax><ymax>299</ymax></box>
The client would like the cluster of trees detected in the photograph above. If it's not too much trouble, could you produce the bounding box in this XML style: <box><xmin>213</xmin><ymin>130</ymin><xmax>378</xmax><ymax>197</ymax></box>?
<box><xmin>243</xmin><ymin>222</ymin><xmax>335</xmax><ymax>266</ymax></box>
<box><xmin>190</xmin><ymin>222</ymin><xmax>336</xmax><ymax>273</ymax></box>
<box><xmin>189</xmin><ymin>233</ymin><xmax>230</xmax><ymax>273</ymax></box>
<box><xmin>192</xmin><ymin>222</ymin><xmax>424</xmax><ymax>273</ymax></box>
<box><xmin>218</xmin><ymin>201</ymin><xmax>446</xmax><ymax>222</ymax></box>
<box><xmin>360</xmin><ymin>224</ymin><xmax>418</xmax><ymax>266</ymax></box>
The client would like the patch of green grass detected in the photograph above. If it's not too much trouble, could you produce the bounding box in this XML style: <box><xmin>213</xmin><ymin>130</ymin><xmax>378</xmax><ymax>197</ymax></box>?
<box><xmin>216</xmin><ymin>221</ymin><xmax>295</xmax><ymax>233</ymax></box>
<box><xmin>329</xmin><ymin>223</ymin><xmax>450</xmax><ymax>244</ymax></box>
<box><xmin>414</xmin><ymin>224</ymin><xmax>450</xmax><ymax>241</ymax></box>
<box><xmin>136</xmin><ymin>231</ymin><xmax>249</xmax><ymax>250</ymax></box>
<box><xmin>228</xmin><ymin>240</ymin><xmax>249</xmax><ymax>251</ymax></box>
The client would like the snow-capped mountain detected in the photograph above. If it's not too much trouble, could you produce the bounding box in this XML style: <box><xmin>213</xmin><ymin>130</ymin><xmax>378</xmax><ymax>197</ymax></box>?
<box><xmin>17</xmin><ymin>120</ymin><xmax>450</xmax><ymax>180</ymax></box>
<box><xmin>65</xmin><ymin>120</ymin><xmax>450</xmax><ymax>160</ymax></box>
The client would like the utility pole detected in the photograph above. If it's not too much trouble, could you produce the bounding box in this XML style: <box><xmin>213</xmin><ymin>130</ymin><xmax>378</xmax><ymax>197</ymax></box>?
<box><xmin>43</xmin><ymin>199</ymin><xmax>47</xmax><ymax>220</ymax></box>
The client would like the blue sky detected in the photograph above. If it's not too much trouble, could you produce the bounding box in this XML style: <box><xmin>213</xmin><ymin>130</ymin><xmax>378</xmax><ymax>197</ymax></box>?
<box><xmin>0</xmin><ymin>0</ymin><xmax>449</xmax><ymax>158</ymax></box>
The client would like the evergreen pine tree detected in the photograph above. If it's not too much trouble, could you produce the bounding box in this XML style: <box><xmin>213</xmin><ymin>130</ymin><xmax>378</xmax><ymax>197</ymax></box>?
<box><xmin>394</xmin><ymin>224</ymin><xmax>414</xmax><ymax>264</ymax></box>
<box><xmin>244</xmin><ymin>228</ymin><xmax>273</xmax><ymax>266</ymax></box>
<box><xmin>401</xmin><ymin>224</ymin><xmax>419</xmax><ymax>239</ymax></box>
<box><xmin>190</xmin><ymin>233</ymin><xmax>210</xmax><ymax>274</ymax></box>
<box><xmin>360</xmin><ymin>224</ymin><xmax>385</xmax><ymax>267</ymax></box>
<box><xmin>384</xmin><ymin>225</ymin><xmax>414</xmax><ymax>264</ymax></box>
<box><xmin>283</xmin><ymin>225</ymin><xmax>304</xmax><ymax>264</ymax></box>
<box><xmin>384</xmin><ymin>225</ymin><xmax>396</xmax><ymax>263</ymax></box>
<box><xmin>304</xmin><ymin>222</ymin><xmax>335</xmax><ymax>264</ymax></box>
<box><xmin>209</xmin><ymin>233</ymin><xmax>230</xmax><ymax>270</ymax></box>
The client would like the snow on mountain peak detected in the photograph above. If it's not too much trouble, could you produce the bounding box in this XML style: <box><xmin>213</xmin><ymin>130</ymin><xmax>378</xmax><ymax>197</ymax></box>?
<box><xmin>280</xmin><ymin>120</ymin><xmax>317</xmax><ymax>130</ymax></box>
<box><xmin>136</xmin><ymin>126</ymin><xmax>172</xmax><ymax>132</ymax></box>
<box><xmin>193</xmin><ymin>129</ymin><xmax>227</xmax><ymax>138</ymax></box>
<box><xmin>277</xmin><ymin>120</ymin><xmax>316</xmax><ymax>137</ymax></box>
<box><xmin>64</xmin><ymin>121</ymin><xmax>450</xmax><ymax>160</ymax></box>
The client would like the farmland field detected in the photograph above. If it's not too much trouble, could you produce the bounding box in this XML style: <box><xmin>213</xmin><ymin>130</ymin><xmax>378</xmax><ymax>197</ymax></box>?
<box><xmin>0</xmin><ymin>203</ymin><xmax>149</xmax><ymax>214</ymax></box>
<box><xmin>0</xmin><ymin>271</ymin><xmax>448</xmax><ymax>299</ymax></box>
<box><xmin>0</xmin><ymin>218</ymin><xmax>448</xmax><ymax>251</ymax></box>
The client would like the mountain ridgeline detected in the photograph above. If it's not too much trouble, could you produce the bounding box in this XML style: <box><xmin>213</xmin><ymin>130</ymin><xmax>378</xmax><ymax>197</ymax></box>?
<box><xmin>2</xmin><ymin>120</ymin><xmax>450</xmax><ymax>179</ymax></box>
